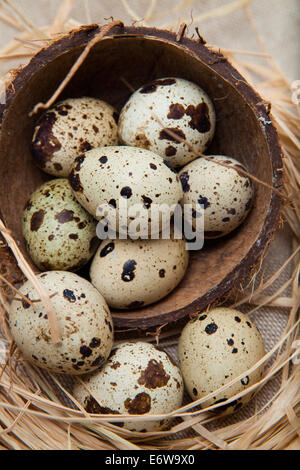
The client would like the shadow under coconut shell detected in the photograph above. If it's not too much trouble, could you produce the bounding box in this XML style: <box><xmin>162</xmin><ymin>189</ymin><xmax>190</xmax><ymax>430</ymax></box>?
<box><xmin>0</xmin><ymin>25</ymin><xmax>282</xmax><ymax>333</ymax></box>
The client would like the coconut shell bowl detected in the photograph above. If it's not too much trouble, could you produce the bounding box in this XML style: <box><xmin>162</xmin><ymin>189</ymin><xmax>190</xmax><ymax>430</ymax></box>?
<box><xmin>0</xmin><ymin>24</ymin><xmax>283</xmax><ymax>333</ymax></box>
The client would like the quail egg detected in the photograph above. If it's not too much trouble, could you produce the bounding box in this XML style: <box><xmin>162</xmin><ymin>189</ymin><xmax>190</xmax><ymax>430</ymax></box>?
<box><xmin>73</xmin><ymin>341</ymin><xmax>184</xmax><ymax>431</ymax></box>
<box><xmin>31</xmin><ymin>97</ymin><xmax>119</xmax><ymax>176</ymax></box>
<box><xmin>179</xmin><ymin>155</ymin><xmax>254</xmax><ymax>238</ymax></box>
<box><xmin>22</xmin><ymin>179</ymin><xmax>99</xmax><ymax>271</ymax></box>
<box><xmin>9</xmin><ymin>271</ymin><xmax>114</xmax><ymax>375</ymax></box>
<box><xmin>89</xmin><ymin>234</ymin><xmax>189</xmax><ymax>309</ymax></box>
<box><xmin>178</xmin><ymin>308</ymin><xmax>265</xmax><ymax>414</ymax></box>
<box><xmin>118</xmin><ymin>77</ymin><xmax>216</xmax><ymax>168</ymax></box>
<box><xmin>69</xmin><ymin>145</ymin><xmax>183</xmax><ymax>235</ymax></box>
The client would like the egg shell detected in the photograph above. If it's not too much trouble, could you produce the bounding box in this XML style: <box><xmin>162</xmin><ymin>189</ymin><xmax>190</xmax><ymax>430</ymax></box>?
<box><xmin>179</xmin><ymin>155</ymin><xmax>254</xmax><ymax>238</ymax></box>
<box><xmin>73</xmin><ymin>341</ymin><xmax>184</xmax><ymax>431</ymax></box>
<box><xmin>31</xmin><ymin>97</ymin><xmax>119</xmax><ymax>177</ymax></box>
<box><xmin>22</xmin><ymin>179</ymin><xmax>99</xmax><ymax>272</ymax></box>
<box><xmin>178</xmin><ymin>308</ymin><xmax>265</xmax><ymax>415</ymax></box>
<box><xmin>118</xmin><ymin>77</ymin><xmax>216</xmax><ymax>168</ymax></box>
<box><xmin>68</xmin><ymin>145</ymin><xmax>183</xmax><ymax>234</ymax></box>
<box><xmin>89</xmin><ymin>235</ymin><xmax>189</xmax><ymax>309</ymax></box>
<box><xmin>9</xmin><ymin>271</ymin><xmax>114</xmax><ymax>375</ymax></box>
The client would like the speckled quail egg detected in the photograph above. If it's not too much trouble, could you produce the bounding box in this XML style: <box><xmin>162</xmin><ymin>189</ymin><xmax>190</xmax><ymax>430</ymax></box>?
<box><xmin>179</xmin><ymin>155</ymin><xmax>254</xmax><ymax>238</ymax></box>
<box><xmin>178</xmin><ymin>308</ymin><xmax>265</xmax><ymax>415</ymax></box>
<box><xmin>22</xmin><ymin>179</ymin><xmax>99</xmax><ymax>271</ymax></box>
<box><xmin>9</xmin><ymin>271</ymin><xmax>114</xmax><ymax>375</ymax></box>
<box><xmin>31</xmin><ymin>97</ymin><xmax>119</xmax><ymax>177</ymax></box>
<box><xmin>118</xmin><ymin>77</ymin><xmax>216</xmax><ymax>168</ymax></box>
<box><xmin>73</xmin><ymin>341</ymin><xmax>184</xmax><ymax>431</ymax></box>
<box><xmin>89</xmin><ymin>234</ymin><xmax>189</xmax><ymax>309</ymax></box>
<box><xmin>69</xmin><ymin>145</ymin><xmax>183</xmax><ymax>235</ymax></box>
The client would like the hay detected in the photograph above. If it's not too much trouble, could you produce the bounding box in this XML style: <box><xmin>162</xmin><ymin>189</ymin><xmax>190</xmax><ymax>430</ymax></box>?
<box><xmin>0</xmin><ymin>0</ymin><xmax>299</xmax><ymax>450</ymax></box>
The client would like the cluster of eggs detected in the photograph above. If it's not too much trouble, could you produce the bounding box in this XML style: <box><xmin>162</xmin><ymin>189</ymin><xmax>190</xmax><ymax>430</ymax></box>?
<box><xmin>8</xmin><ymin>77</ymin><xmax>263</xmax><ymax>431</ymax></box>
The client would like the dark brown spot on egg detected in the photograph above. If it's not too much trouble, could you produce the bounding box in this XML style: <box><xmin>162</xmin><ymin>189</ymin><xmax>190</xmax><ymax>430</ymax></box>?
<box><xmin>159</xmin><ymin>127</ymin><xmax>185</xmax><ymax>142</ymax></box>
<box><xmin>149</xmin><ymin>163</ymin><xmax>157</xmax><ymax>170</ymax></box>
<box><xmin>53</xmin><ymin>163</ymin><xmax>63</xmax><ymax>171</ymax></box>
<box><xmin>69</xmin><ymin>170</ymin><xmax>83</xmax><ymax>192</ymax></box>
<box><xmin>205</xmin><ymin>323</ymin><xmax>218</xmax><ymax>335</ymax></box>
<box><xmin>124</xmin><ymin>392</ymin><xmax>151</xmax><ymax>414</ymax></box>
<box><xmin>120</xmin><ymin>186</ymin><xmax>132</xmax><ymax>198</ymax></box>
<box><xmin>198</xmin><ymin>195</ymin><xmax>210</xmax><ymax>209</ymax></box>
<box><xmin>159</xmin><ymin>269</ymin><xmax>165</xmax><ymax>278</ymax></box>
<box><xmin>21</xmin><ymin>294</ymin><xmax>31</xmax><ymax>309</ymax></box>
<box><xmin>180</xmin><ymin>172</ymin><xmax>190</xmax><ymax>192</ymax></box>
<box><xmin>108</xmin><ymin>198</ymin><xmax>116</xmax><ymax>208</ymax></box>
<box><xmin>185</xmin><ymin>102</ymin><xmax>211</xmax><ymax>133</ymax></box>
<box><xmin>74</xmin><ymin>155</ymin><xmax>85</xmax><ymax>171</ymax></box>
<box><xmin>55</xmin><ymin>209</ymin><xmax>74</xmax><ymax>223</ymax></box>
<box><xmin>199</xmin><ymin>314</ymin><xmax>207</xmax><ymax>321</ymax></box>
<box><xmin>135</xmin><ymin>134</ymin><xmax>151</xmax><ymax>149</ymax></box>
<box><xmin>91</xmin><ymin>355</ymin><xmax>105</xmax><ymax>367</ymax></box>
<box><xmin>141</xmin><ymin>195</ymin><xmax>152</xmax><ymax>209</ymax></box>
<box><xmin>63</xmin><ymin>289</ymin><xmax>76</xmax><ymax>303</ymax></box>
<box><xmin>100</xmin><ymin>242</ymin><xmax>114</xmax><ymax>257</ymax></box>
<box><xmin>69</xmin><ymin>233</ymin><xmax>78</xmax><ymax>240</ymax></box>
<box><xmin>89</xmin><ymin>338</ymin><xmax>101</xmax><ymax>349</ymax></box>
<box><xmin>30</xmin><ymin>210</ymin><xmax>45</xmax><ymax>231</ymax></box>
<box><xmin>167</xmin><ymin>103</ymin><xmax>185</xmax><ymax>119</ymax></box>
<box><xmin>241</xmin><ymin>376</ymin><xmax>249</xmax><ymax>386</ymax></box>
<box><xmin>165</xmin><ymin>145</ymin><xmax>177</xmax><ymax>157</ymax></box>
<box><xmin>80</xmin><ymin>345</ymin><xmax>92</xmax><ymax>358</ymax></box>
<box><xmin>84</xmin><ymin>396</ymin><xmax>120</xmax><ymax>415</ymax></box>
<box><xmin>80</xmin><ymin>141</ymin><xmax>92</xmax><ymax>152</ymax></box>
<box><xmin>138</xmin><ymin>359</ymin><xmax>170</xmax><ymax>389</ymax></box>
<box><xmin>99</xmin><ymin>155</ymin><xmax>107</xmax><ymax>164</ymax></box>
<box><xmin>31</xmin><ymin>112</ymin><xmax>62</xmax><ymax>168</ymax></box>
<box><xmin>121</xmin><ymin>260</ymin><xmax>137</xmax><ymax>282</ymax></box>
<box><xmin>92</xmin><ymin>125</ymin><xmax>99</xmax><ymax>133</ymax></box>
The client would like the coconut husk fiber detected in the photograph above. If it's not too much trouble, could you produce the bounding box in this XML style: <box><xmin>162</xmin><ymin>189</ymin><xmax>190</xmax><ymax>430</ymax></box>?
<box><xmin>0</xmin><ymin>0</ymin><xmax>299</xmax><ymax>450</ymax></box>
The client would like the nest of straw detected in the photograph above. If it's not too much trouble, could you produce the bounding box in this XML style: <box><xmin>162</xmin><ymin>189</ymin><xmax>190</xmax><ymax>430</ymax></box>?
<box><xmin>0</xmin><ymin>0</ymin><xmax>299</xmax><ymax>450</ymax></box>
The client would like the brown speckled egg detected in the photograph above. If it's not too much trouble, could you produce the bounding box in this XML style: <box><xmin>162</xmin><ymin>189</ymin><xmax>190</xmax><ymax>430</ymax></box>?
<box><xmin>118</xmin><ymin>77</ymin><xmax>216</xmax><ymax>168</ymax></box>
<box><xmin>9</xmin><ymin>271</ymin><xmax>114</xmax><ymax>375</ymax></box>
<box><xmin>73</xmin><ymin>341</ymin><xmax>184</xmax><ymax>431</ymax></box>
<box><xmin>179</xmin><ymin>155</ymin><xmax>254</xmax><ymax>238</ymax></box>
<box><xmin>69</xmin><ymin>145</ymin><xmax>183</xmax><ymax>235</ymax></box>
<box><xmin>22</xmin><ymin>179</ymin><xmax>99</xmax><ymax>271</ymax></box>
<box><xmin>89</xmin><ymin>235</ymin><xmax>189</xmax><ymax>309</ymax></box>
<box><xmin>178</xmin><ymin>308</ymin><xmax>265</xmax><ymax>415</ymax></box>
<box><xmin>31</xmin><ymin>97</ymin><xmax>119</xmax><ymax>176</ymax></box>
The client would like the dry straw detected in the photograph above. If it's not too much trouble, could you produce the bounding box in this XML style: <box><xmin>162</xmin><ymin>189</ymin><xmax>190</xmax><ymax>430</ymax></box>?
<box><xmin>0</xmin><ymin>0</ymin><xmax>299</xmax><ymax>450</ymax></box>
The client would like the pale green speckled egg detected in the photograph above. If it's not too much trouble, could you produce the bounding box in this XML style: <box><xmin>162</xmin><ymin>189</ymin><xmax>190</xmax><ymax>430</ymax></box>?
<box><xmin>22</xmin><ymin>178</ymin><xmax>99</xmax><ymax>272</ymax></box>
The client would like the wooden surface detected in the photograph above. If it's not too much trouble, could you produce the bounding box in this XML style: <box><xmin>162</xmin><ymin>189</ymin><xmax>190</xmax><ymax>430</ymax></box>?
<box><xmin>0</xmin><ymin>25</ymin><xmax>283</xmax><ymax>330</ymax></box>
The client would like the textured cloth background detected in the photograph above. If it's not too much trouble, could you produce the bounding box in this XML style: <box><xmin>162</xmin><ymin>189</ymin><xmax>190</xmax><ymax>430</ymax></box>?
<box><xmin>0</xmin><ymin>0</ymin><xmax>298</xmax><ymax>432</ymax></box>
